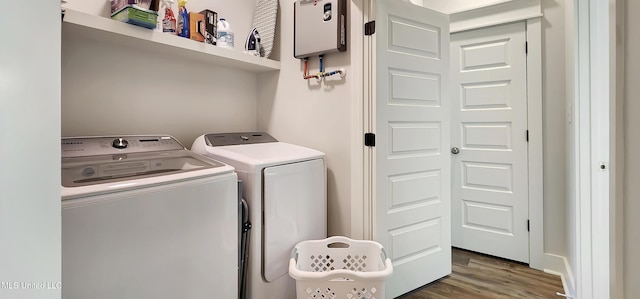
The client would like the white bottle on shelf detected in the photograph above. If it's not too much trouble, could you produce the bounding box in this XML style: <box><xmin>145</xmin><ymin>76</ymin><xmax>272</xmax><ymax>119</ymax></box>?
<box><xmin>216</xmin><ymin>18</ymin><xmax>234</xmax><ymax>49</ymax></box>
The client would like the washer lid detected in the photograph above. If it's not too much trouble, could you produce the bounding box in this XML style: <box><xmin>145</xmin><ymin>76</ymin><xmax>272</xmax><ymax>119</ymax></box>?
<box><xmin>61</xmin><ymin>150</ymin><xmax>227</xmax><ymax>188</ymax></box>
<box><xmin>61</xmin><ymin>135</ymin><xmax>231</xmax><ymax>189</ymax></box>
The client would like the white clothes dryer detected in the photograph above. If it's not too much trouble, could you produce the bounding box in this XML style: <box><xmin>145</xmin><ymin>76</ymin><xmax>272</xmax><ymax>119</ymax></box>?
<box><xmin>61</xmin><ymin>135</ymin><xmax>238</xmax><ymax>299</ymax></box>
<box><xmin>191</xmin><ymin>132</ymin><xmax>327</xmax><ymax>299</ymax></box>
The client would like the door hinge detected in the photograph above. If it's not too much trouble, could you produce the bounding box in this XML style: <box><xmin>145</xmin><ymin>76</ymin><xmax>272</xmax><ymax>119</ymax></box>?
<box><xmin>527</xmin><ymin>220</ymin><xmax>530</xmax><ymax>232</ymax></box>
<box><xmin>365</xmin><ymin>21</ymin><xmax>376</xmax><ymax>36</ymax></box>
<box><xmin>526</xmin><ymin>130</ymin><xmax>529</xmax><ymax>142</ymax></box>
<box><xmin>364</xmin><ymin>133</ymin><xmax>376</xmax><ymax>147</ymax></box>
<box><xmin>525</xmin><ymin>41</ymin><xmax>528</xmax><ymax>54</ymax></box>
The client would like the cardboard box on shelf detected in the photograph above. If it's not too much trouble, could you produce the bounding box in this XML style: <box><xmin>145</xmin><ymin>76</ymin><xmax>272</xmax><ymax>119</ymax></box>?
<box><xmin>189</xmin><ymin>12</ymin><xmax>205</xmax><ymax>42</ymax></box>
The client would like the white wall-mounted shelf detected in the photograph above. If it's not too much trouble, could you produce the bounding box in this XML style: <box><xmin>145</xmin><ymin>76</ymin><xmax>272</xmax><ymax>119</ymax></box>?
<box><xmin>62</xmin><ymin>9</ymin><xmax>281</xmax><ymax>73</ymax></box>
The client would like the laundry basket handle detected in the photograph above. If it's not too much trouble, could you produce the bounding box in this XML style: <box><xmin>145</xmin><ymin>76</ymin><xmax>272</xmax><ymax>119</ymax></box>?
<box><xmin>294</xmin><ymin>236</ymin><xmax>386</xmax><ymax>251</ymax></box>
<box><xmin>324</xmin><ymin>236</ymin><xmax>353</xmax><ymax>248</ymax></box>
<box><xmin>380</xmin><ymin>247</ymin><xmax>388</xmax><ymax>261</ymax></box>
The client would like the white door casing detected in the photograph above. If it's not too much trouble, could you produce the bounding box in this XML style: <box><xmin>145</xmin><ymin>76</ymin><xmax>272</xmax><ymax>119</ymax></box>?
<box><xmin>450</xmin><ymin>22</ymin><xmax>530</xmax><ymax>263</ymax></box>
<box><xmin>371</xmin><ymin>0</ymin><xmax>451</xmax><ymax>297</ymax></box>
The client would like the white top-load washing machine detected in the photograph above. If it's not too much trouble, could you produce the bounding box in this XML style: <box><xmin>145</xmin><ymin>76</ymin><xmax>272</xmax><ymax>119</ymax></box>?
<box><xmin>191</xmin><ymin>132</ymin><xmax>327</xmax><ymax>299</ymax></box>
<box><xmin>61</xmin><ymin>135</ymin><xmax>238</xmax><ymax>299</ymax></box>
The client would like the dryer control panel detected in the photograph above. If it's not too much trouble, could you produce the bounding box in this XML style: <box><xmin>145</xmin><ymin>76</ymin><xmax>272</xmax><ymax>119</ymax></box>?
<box><xmin>204</xmin><ymin>132</ymin><xmax>278</xmax><ymax>147</ymax></box>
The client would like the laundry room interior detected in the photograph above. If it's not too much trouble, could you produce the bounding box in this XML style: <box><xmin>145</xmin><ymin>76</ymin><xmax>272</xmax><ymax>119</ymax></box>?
<box><xmin>60</xmin><ymin>0</ymin><xmax>564</xmax><ymax>247</ymax></box>
<box><xmin>3</xmin><ymin>0</ymin><xmax>639</xmax><ymax>298</ymax></box>
<box><xmin>59</xmin><ymin>0</ymin><xmax>570</xmax><ymax>296</ymax></box>
<box><xmin>61</xmin><ymin>0</ymin><xmax>354</xmax><ymax>237</ymax></box>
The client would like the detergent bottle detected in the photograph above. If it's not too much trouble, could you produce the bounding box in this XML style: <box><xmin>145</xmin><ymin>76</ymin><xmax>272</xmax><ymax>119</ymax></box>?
<box><xmin>161</xmin><ymin>0</ymin><xmax>176</xmax><ymax>34</ymax></box>
<box><xmin>177</xmin><ymin>0</ymin><xmax>189</xmax><ymax>38</ymax></box>
<box><xmin>216</xmin><ymin>18</ymin><xmax>234</xmax><ymax>48</ymax></box>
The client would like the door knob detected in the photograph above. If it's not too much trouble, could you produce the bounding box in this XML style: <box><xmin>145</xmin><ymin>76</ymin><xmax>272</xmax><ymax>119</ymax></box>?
<box><xmin>451</xmin><ymin>147</ymin><xmax>460</xmax><ymax>154</ymax></box>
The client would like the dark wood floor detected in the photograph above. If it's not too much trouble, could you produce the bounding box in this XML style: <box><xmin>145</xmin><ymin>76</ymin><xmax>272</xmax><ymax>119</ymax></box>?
<box><xmin>398</xmin><ymin>248</ymin><xmax>564</xmax><ymax>299</ymax></box>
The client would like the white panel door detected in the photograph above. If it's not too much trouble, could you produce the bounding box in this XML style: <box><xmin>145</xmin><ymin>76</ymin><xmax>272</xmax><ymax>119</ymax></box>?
<box><xmin>373</xmin><ymin>1</ymin><xmax>451</xmax><ymax>297</ymax></box>
<box><xmin>450</xmin><ymin>22</ymin><xmax>529</xmax><ymax>263</ymax></box>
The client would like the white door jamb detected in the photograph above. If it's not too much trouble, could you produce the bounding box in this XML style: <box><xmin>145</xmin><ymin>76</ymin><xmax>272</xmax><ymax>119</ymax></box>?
<box><xmin>573</xmin><ymin>0</ymin><xmax>622</xmax><ymax>298</ymax></box>
<box><xmin>526</xmin><ymin>17</ymin><xmax>544</xmax><ymax>271</ymax></box>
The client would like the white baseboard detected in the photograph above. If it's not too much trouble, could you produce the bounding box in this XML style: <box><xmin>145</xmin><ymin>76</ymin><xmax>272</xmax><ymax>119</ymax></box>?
<box><xmin>544</xmin><ymin>253</ymin><xmax>576</xmax><ymax>298</ymax></box>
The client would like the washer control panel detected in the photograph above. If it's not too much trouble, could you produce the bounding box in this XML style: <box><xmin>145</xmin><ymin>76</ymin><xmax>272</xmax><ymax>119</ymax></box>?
<box><xmin>111</xmin><ymin>138</ymin><xmax>129</xmax><ymax>149</ymax></box>
<box><xmin>62</xmin><ymin>136</ymin><xmax>185</xmax><ymax>158</ymax></box>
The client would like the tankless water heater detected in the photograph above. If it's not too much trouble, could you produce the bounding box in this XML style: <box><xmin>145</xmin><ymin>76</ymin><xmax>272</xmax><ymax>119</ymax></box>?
<box><xmin>294</xmin><ymin>0</ymin><xmax>346</xmax><ymax>58</ymax></box>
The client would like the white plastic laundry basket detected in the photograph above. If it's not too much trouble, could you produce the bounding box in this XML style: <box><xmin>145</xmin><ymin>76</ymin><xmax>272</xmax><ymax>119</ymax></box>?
<box><xmin>289</xmin><ymin>236</ymin><xmax>393</xmax><ymax>299</ymax></box>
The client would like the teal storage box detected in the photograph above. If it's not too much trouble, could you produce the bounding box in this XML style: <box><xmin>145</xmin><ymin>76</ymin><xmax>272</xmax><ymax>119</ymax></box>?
<box><xmin>111</xmin><ymin>5</ymin><xmax>158</xmax><ymax>29</ymax></box>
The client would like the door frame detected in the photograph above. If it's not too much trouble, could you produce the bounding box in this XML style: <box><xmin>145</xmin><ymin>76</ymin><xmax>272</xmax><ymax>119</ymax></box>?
<box><xmin>449</xmin><ymin>19</ymin><xmax>542</xmax><ymax>267</ymax></box>
<box><xmin>349</xmin><ymin>0</ymin><xmax>370</xmax><ymax>241</ymax></box>
<box><xmin>351</xmin><ymin>1</ymin><xmax>545</xmax><ymax>271</ymax></box>
<box><xmin>526</xmin><ymin>17</ymin><xmax>544</xmax><ymax>271</ymax></box>
<box><xmin>570</xmin><ymin>0</ymin><xmax>623</xmax><ymax>298</ymax></box>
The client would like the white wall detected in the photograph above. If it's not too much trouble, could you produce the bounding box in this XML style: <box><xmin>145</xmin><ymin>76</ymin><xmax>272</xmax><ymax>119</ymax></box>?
<box><xmin>0</xmin><ymin>1</ymin><xmax>61</xmax><ymax>298</ymax></box>
<box><xmin>257</xmin><ymin>1</ymin><xmax>354</xmax><ymax>237</ymax></box>
<box><xmin>61</xmin><ymin>0</ymin><xmax>260</xmax><ymax>147</ymax></box>
<box><xmin>623</xmin><ymin>0</ymin><xmax>639</xmax><ymax>297</ymax></box>
<box><xmin>540</xmin><ymin>0</ymin><xmax>568</xmax><ymax>258</ymax></box>
<box><xmin>61</xmin><ymin>38</ymin><xmax>258</xmax><ymax>146</ymax></box>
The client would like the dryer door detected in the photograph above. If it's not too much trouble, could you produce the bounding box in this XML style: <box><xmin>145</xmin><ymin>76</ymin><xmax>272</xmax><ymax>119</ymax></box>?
<box><xmin>262</xmin><ymin>158</ymin><xmax>326</xmax><ymax>282</ymax></box>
